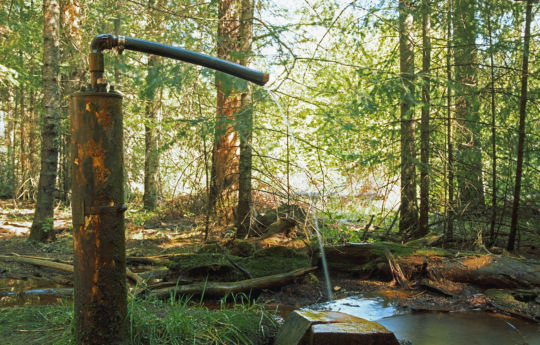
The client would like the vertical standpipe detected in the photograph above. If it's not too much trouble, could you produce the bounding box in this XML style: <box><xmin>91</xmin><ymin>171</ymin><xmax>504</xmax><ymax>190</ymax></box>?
<box><xmin>71</xmin><ymin>34</ymin><xmax>269</xmax><ymax>344</ymax></box>
<box><xmin>71</xmin><ymin>88</ymin><xmax>127</xmax><ymax>345</ymax></box>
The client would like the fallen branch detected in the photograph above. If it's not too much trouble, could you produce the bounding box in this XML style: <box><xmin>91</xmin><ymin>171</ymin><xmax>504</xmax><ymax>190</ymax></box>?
<box><xmin>126</xmin><ymin>267</ymin><xmax>146</xmax><ymax>287</ymax></box>
<box><xmin>0</xmin><ymin>254</ymin><xmax>144</xmax><ymax>285</ymax></box>
<box><xmin>0</xmin><ymin>255</ymin><xmax>74</xmax><ymax>273</ymax></box>
<box><xmin>151</xmin><ymin>266</ymin><xmax>318</xmax><ymax>299</ymax></box>
<box><xmin>11</xmin><ymin>253</ymin><xmax>72</xmax><ymax>265</ymax></box>
<box><xmin>361</xmin><ymin>215</ymin><xmax>375</xmax><ymax>241</ymax></box>
<box><xmin>216</xmin><ymin>243</ymin><xmax>253</xmax><ymax>279</ymax></box>
<box><xmin>383</xmin><ymin>247</ymin><xmax>408</xmax><ymax>288</ymax></box>
<box><xmin>138</xmin><ymin>268</ymin><xmax>173</xmax><ymax>280</ymax></box>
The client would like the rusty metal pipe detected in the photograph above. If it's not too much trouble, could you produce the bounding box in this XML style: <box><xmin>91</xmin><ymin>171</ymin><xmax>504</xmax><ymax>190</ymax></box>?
<box><xmin>71</xmin><ymin>90</ymin><xmax>127</xmax><ymax>344</ymax></box>
<box><xmin>90</xmin><ymin>33</ymin><xmax>269</xmax><ymax>86</ymax></box>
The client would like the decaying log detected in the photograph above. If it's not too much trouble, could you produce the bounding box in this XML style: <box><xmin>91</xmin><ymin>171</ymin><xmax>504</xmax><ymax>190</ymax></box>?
<box><xmin>430</xmin><ymin>256</ymin><xmax>540</xmax><ymax>289</ymax></box>
<box><xmin>324</xmin><ymin>243</ymin><xmax>385</xmax><ymax>272</ymax></box>
<box><xmin>11</xmin><ymin>253</ymin><xmax>72</xmax><ymax>265</ymax></box>
<box><xmin>126</xmin><ymin>256</ymin><xmax>173</xmax><ymax>266</ymax></box>
<box><xmin>138</xmin><ymin>268</ymin><xmax>174</xmax><ymax>280</ymax></box>
<box><xmin>0</xmin><ymin>254</ymin><xmax>144</xmax><ymax>285</ymax></box>
<box><xmin>323</xmin><ymin>243</ymin><xmax>540</xmax><ymax>289</ymax></box>
<box><xmin>0</xmin><ymin>255</ymin><xmax>75</xmax><ymax>273</ymax></box>
<box><xmin>151</xmin><ymin>266</ymin><xmax>317</xmax><ymax>299</ymax></box>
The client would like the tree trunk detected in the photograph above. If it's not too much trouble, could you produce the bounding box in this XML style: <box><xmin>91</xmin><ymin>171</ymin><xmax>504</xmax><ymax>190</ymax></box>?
<box><xmin>235</xmin><ymin>0</ymin><xmax>255</xmax><ymax>238</ymax></box>
<box><xmin>27</xmin><ymin>88</ymin><xmax>38</xmax><ymax>200</ymax></box>
<box><xmin>3</xmin><ymin>88</ymin><xmax>16</xmax><ymax>199</ymax></box>
<box><xmin>143</xmin><ymin>0</ymin><xmax>163</xmax><ymax>211</ymax></box>
<box><xmin>18</xmin><ymin>80</ymin><xmax>28</xmax><ymax>200</ymax></box>
<box><xmin>419</xmin><ymin>0</ymin><xmax>431</xmax><ymax>238</ymax></box>
<box><xmin>143</xmin><ymin>56</ymin><xmax>161</xmax><ymax>210</ymax></box>
<box><xmin>58</xmin><ymin>0</ymin><xmax>84</xmax><ymax>204</ymax></box>
<box><xmin>508</xmin><ymin>0</ymin><xmax>533</xmax><ymax>252</ymax></box>
<box><xmin>486</xmin><ymin>1</ymin><xmax>497</xmax><ymax>246</ymax></box>
<box><xmin>445</xmin><ymin>0</ymin><xmax>454</xmax><ymax>245</ymax></box>
<box><xmin>211</xmin><ymin>0</ymin><xmax>253</xmax><ymax>225</ymax></box>
<box><xmin>29</xmin><ymin>0</ymin><xmax>61</xmax><ymax>242</ymax></box>
<box><xmin>398</xmin><ymin>0</ymin><xmax>418</xmax><ymax>239</ymax></box>
<box><xmin>453</xmin><ymin>0</ymin><xmax>484</xmax><ymax>213</ymax></box>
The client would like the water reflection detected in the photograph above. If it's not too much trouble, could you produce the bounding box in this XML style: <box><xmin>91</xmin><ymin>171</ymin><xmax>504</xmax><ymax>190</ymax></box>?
<box><xmin>305</xmin><ymin>294</ymin><xmax>406</xmax><ymax>320</ymax></box>
<box><xmin>0</xmin><ymin>278</ymin><xmax>72</xmax><ymax>307</ymax></box>
<box><xmin>306</xmin><ymin>294</ymin><xmax>539</xmax><ymax>345</ymax></box>
<box><xmin>378</xmin><ymin>312</ymin><xmax>539</xmax><ymax>345</ymax></box>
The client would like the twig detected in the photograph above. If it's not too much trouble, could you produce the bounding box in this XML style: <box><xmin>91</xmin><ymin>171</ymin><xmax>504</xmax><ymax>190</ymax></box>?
<box><xmin>361</xmin><ymin>215</ymin><xmax>375</xmax><ymax>241</ymax></box>
<box><xmin>383</xmin><ymin>247</ymin><xmax>408</xmax><ymax>288</ymax></box>
<box><xmin>216</xmin><ymin>244</ymin><xmax>253</xmax><ymax>279</ymax></box>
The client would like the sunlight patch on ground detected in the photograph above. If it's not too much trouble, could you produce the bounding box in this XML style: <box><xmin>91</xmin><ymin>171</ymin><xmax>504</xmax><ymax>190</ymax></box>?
<box><xmin>0</xmin><ymin>222</ymin><xmax>31</xmax><ymax>237</ymax></box>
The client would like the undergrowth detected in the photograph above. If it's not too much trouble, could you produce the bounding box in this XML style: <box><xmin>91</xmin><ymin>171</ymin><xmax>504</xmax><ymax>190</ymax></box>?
<box><xmin>0</xmin><ymin>294</ymin><xmax>277</xmax><ymax>345</ymax></box>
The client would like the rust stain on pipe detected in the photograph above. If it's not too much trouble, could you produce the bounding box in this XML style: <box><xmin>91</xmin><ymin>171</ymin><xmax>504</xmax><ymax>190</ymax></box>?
<box><xmin>70</xmin><ymin>89</ymin><xmax>127</xmax><ymax>345</ymax></box>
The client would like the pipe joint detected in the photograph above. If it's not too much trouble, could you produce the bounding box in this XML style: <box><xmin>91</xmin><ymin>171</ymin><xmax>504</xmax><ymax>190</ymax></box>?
<box><xmin>90</xmin><ymin>33</ymin><xmax>120</xmax><ymax>52</ymax></box>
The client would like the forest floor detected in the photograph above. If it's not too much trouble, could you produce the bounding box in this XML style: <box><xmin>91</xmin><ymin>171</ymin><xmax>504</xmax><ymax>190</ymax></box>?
<box><xmin>0</xmin><ymin>199</ymin><xmax>538</xmax><ymax>344</ymax></box>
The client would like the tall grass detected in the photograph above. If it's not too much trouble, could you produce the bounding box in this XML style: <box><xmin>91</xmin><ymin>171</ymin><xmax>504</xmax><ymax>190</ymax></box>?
<box><xmin>0</xmin><ymin>294</ymin><xmax>277</xmax><ymax>345</ymax></box>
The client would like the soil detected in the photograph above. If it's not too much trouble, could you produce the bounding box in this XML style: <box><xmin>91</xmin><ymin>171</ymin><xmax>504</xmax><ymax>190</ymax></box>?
<box><xmin>1</xmin><ymin>200</ymin><xmax>538</xmax><ymax>323</ymax></box>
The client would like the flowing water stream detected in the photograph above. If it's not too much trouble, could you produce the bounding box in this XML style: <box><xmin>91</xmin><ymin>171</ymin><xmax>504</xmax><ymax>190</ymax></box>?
<box><xmin>268</xmin><ymin>90</ymin><xmax>333</xmax><ymax>301</ymax></box>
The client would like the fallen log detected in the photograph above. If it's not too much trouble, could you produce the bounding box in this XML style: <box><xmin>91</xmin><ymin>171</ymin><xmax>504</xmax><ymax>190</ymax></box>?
<box><xmin>424</xmin><ymin>256</ymin><xmax>540</xmax><ymax>289</ymax></box>
<box><xmin>126</xmin><ymin>256</ymin><xmax>173</xmax><ymax>266</ymax></box>
<box><xmin>151</xmin><ymin>266</ymin><xmax>318</xmax><ymax>299</ymax></box>
<box><xmin>11</xmin><ymin>253</ymin><xmax>73</xmax><ymax>265</ymax></box>
<box><xmin>0</xmin><ymin>254</ymin><xmax>144</xmax><ymax>285</ymax></box>
<box><xmin>323</xmin><ymin>243</ymin><xmax>540</xmax><ymax>289</ymax></box>
<box><xmin>323</xmin><ymin>243</ymin><xmax>396</xmax><ymax>274</ymax></box>
<box><xmin>0</xmin><ymin>255</ymin><xmax>74</xmax><ymax>272</ymax></box>
<box><xmin>138</xmin><ymin>268</ymin><xmax>174</xmax><ymax>280</ymax></box>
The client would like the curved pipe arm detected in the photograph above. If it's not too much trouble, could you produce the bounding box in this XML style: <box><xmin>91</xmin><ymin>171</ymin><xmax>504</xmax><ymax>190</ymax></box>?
<box><xmin>90</xmin><ymin>34</ymin><xmax>269</xmax><ymax>86</ymax></box>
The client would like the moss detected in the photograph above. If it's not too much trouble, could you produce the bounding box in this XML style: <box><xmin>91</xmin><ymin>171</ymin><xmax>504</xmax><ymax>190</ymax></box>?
<box><xmin>169</xmin><ymin>253</ymin><xmax>234</xmax><ymax>279</ymax></box>
<box><xmin>228</xmin><ymin>240</ymin><xmax>256</xmax><ymax>257</ymax></box>
<box><xmin>369</xmin><ymin>242</ymin><xmax>415</xmax><ymax>258</ymax></box>
<box><xmin>255</xmin><ymin>246</ymin><xmax>308</xmax><ymax>258</ymax></box>
<box><xmin>169</xmin><ymin>250</ymin><xmax>310</xmax><ymax>281</ymax></box>
<box><xmin>413</xmin><ymin>247</ymin><xmax>451</xmax><ymax>257</ymax></box>
<box><xmin>238</xmin><ymin>255</ymin><xmax>311</xmax><ymax>278</ymax></box>
<box><xmin>197</xmin><ymin>244</ymin><xmax>224</xmax><ymax>254</ymax></box>
<box><xmin>485</xmin><ymin>289</ymin><xmax>540</xmax><ymax>318</ymax></box>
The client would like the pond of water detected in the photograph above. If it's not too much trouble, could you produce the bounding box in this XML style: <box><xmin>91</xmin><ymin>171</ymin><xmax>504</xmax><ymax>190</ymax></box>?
<box><xmin>306</xmin><ymin>294</ymin><xmax>539</xmax><ymax>345</ymax></box>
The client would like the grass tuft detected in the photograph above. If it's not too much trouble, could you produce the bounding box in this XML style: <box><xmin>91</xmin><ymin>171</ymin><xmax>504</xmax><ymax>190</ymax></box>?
<box><xmin>0</xmin><ymin>296</ymin><xmax>277</xmax><ymax>345</ymax></box>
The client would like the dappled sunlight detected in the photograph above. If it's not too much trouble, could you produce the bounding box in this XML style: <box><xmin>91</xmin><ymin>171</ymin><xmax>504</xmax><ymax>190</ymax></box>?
<box><xmin>0</xmin><ymin>222</ymin><xmax>30</xmax><ymax>237</ymax></box>
<box><xmin>461</xmin><ymin>256</ymin><xmax>494</xmax><ymax>269</ymax></box>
